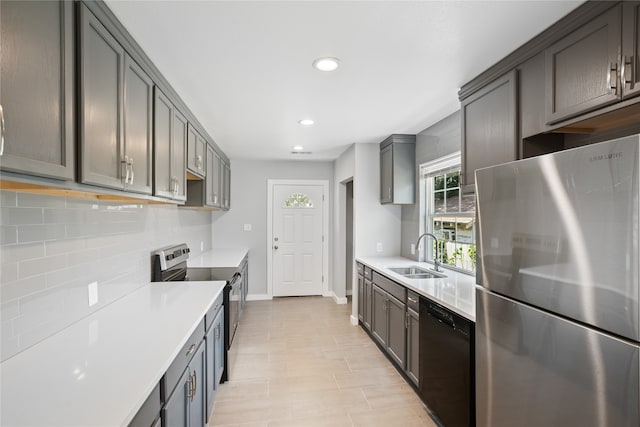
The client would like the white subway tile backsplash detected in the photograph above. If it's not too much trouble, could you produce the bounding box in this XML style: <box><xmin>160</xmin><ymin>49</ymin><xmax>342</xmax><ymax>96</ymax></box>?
<box><xmin>0</xmin><ymin>243</ymin><xmax>45</xmax><ymax>263</ymax></box>
<box><xmin>16</xmin><ymin>192</ymin><xmax>65</xmax><ymax>208</ymax></box>
<box><xmin>18</xmin><ymin>254</ymin><xmax>67</xmax><ymax>279</ymax></box>
<box><xmin>0</xmin><ymin>190</ymin><xmax>213</xmax><ymax>361</ymax></box>
<box><xmin>1</xmin><ymin>191</ymin><xmax>17</xmax><ymax>207</ymax></box>
<box><xmin>1</xmin><ymin>225</ymin><xmax>17</xmax><ymax>245</ymax></box>
<box><xmin>17</xmin><ymin>224</ymin><xmax>66</xmax><ymax>243</ymax></box>
<box><xmin>0</xmin><ymin>207</ymin><xmax>43</xmax><ymax>226</ymax></box>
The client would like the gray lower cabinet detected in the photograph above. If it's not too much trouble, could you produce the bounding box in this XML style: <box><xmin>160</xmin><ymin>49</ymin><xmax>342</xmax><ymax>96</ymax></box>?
<box><xmin>461</xmin><ymin>70</ymin><xmax>518</xmax><ymax>188</ymax></box>
<box><xmin>187</xmin><ymin>125</ymin><xmax>206</xmax><ymax>179</ymax></box>
<box><xmin>205</xmin><ymin>302</ymin><xmax>224</xmax><ymax>422</ymax></box>
<box><xmin>357</xmin><ymin>274</ymin><xmax>365</xmax><ymax>323</ymax></box>
<box><xmin>371</xmin><ymin>283</ymin><xmax>407</xmax><ymax>368</ymax></box>
<box><xmin>79</xmin><ymin>3</ymin><xmax>153</xmax><ymax>194</ymax></box>
<box><xmin>363</xmin><ymin>278</ymin><xmax>373</xmax><ymax>330</ymax></box>
<box><xmin>154</xmin><ymin>87</ymin><xmax>187</xmax><ymax>202</ymax></box>
<box><xmin>0</xmin><ymin>0</ymin><xmax>74</xmax><ymax>180</ymax></box>
<box><xmin>129</xmin><ymin>382</ymin><xmax>161</xmax><ymax>427</ymax></box>
<box><xmin>163</xmin><ymin>341</ymin><xmax>206</xmax><ymax>427</ymax></box>
<box><xmin>406</xmin><ymin>292</ymin><xmax>420</xmax><ymax>386</ymax></box>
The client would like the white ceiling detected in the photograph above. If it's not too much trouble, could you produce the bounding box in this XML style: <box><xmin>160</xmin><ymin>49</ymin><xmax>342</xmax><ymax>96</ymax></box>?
<box><xmin>105</xmin><ymin>0</ymin><xmax>582</xmax><ymax>161</ymax></box>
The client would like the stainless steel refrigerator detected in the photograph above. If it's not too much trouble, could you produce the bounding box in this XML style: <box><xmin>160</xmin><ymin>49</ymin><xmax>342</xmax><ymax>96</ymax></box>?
<box><xmin>475</xmin><ymin>134</ymin><xmax>640</xmax><ymax>427</ymax></box>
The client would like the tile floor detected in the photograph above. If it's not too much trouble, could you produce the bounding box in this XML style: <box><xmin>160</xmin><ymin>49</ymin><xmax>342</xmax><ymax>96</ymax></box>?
<box><xmin>209</xmin><ymin>296</ymin><xmax>437</xmax><ymax>427</ymax></box>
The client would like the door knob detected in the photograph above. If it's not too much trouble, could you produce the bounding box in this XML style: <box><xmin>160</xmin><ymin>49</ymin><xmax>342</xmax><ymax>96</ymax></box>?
<box><xmin>273</xmin><ymin>245</ymin><xmax>279</xmax><ymax>250</ymax></box>
<box><xmin>274</xmin><ymin>237</ymin><xmax>279</xmax><ymax>242</ymax></box>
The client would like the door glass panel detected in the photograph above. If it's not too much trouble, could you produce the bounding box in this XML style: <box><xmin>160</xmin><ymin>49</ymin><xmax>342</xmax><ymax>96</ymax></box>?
<box><xmin>282</xmin><ymin>192</ymin><xmax>314</xmax><ymax>208</ymax></box>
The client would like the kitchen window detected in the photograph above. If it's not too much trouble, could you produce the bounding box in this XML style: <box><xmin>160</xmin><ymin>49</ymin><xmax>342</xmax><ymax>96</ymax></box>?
<box><xmin>421</xmin><ymin>153</ymin><xmax>476</xmax><ymax>273</ymax></box>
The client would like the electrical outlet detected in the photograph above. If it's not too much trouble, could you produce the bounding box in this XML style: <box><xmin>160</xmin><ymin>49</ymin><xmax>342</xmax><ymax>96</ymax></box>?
<box><xmin>410</xmin><ymin>243</ymin><xmax>416</xmax><ymax>255</ymax></box>
<box><xmin>243</xmin><ymin>224</ymin><xmax>252</xmax><ymax>232</ymax></box>
<box><xmin>88</xmin><ymin>282</ymin><xmax>98</xmax><ymax>307</ymax></box>
<box><xmin>200</xmin><ymin>241</ymin><xmax>204</xmax><ymax>251</ymax></box>
<box><xmin>376</xmin><ymin>242</ymin><xmax>383</xmax><ymax>253</ymax></box>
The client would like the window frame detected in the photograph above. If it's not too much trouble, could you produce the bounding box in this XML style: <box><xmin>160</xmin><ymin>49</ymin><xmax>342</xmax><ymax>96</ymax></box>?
<box><xmin>420</xmin><ymin>152</ymin><xmax>476</xmax><ymax>275</ymax></box>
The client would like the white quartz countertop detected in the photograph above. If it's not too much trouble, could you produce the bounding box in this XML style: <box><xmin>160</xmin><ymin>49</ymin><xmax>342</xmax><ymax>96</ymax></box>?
<box><xmin>356</xmin><ymin>256</ymin><xmax>476</xmax><ymax>321</ymax></box>
<box><xmin>188</xmin><ymin>247</ymin><xmax>248</xmax><ymax>269</ymax></box>
<box><xmin>0</xmin><ymin>280</ymin><xmax>226</xmax><ymax>427</ymax></box>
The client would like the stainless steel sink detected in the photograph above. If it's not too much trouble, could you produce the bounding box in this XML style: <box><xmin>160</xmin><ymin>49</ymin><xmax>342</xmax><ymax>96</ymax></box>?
<box><xmin>387</xmin><ymin>266</ymin><xmax>445</xmax><ymax>279</ymax></box>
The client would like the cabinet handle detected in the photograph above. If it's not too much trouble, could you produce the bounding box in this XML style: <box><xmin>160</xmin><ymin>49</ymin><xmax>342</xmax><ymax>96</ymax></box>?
<box><xmin>0</xmin><ymin>104</ymin><xmax>5</xmax><ymax>156</ymax></box>
<box><xmin>186</xmin><ymin>343</ymin><xmax>196</xmax><ymax>356</ymax></box>
<box><xmin>128</xmin><ymin>157</ymin><xmax>134</xmax><ymax>185</ymax></box>
<box><xmin>408</xmin><ymin>296</ymin><xmax>418</xmax><ymax>304</ymax></box>
<box><xmin>622</xmin><ymin>55</ymin><xmax>634</xmax><ymax>90</ymax></box>
<box><xmin>186</xmin><ymin>373</ymin><xmax>193</xmax><ymax>399</ymax></box>
<box><xmin>122</xmin><ymin>156</ymin><xmax>130</xmax><ymax>184</ymax></box>
<box><xmin>215</xmin><ymin>324</ymin><xmax>220</xmax><ymax>340</ymax></box>
<box><xmin>197</xmin><ymin>154</ymin><xmax>202</xmax><ymax>170</ymax></box>
<box><xmin>607</xmin><ymin>62</ymin><xmax>618</xmax><ymax>95</ymax></box>
<box><xmin>191</xmin><ymin>370</ymin><xmax>197</xmax><ymax>401</ymax></box>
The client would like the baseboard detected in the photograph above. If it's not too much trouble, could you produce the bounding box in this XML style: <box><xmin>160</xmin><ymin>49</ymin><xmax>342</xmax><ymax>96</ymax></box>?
<box><xmin>246</xmin><ymin>294</ymin><xmax>272</xmax><ymax>301</ymax></box>
<box><xmin>330</xmin><ymin>292</ymin><xmax>348</xmax><ymax>305</ymax></box>
<box><xmin>350</xmin><ymin>314</ymin><xmax>359</xmax><ymax>325</ymax></box>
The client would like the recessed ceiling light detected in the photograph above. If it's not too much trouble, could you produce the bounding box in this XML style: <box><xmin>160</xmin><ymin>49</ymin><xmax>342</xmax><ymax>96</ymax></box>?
<box><xmin>298</xmin><ymin>119</ymin><xmax>314</xmax><ymax>126</ymax></box>
<box><xmin>312</xmin><ymin>57</ymin><xmax>340</xmax><ymax>72</ymax></box>
<box><xmin>292</xmin><ymin>145</ymin><xmax>304</xmax><ymax>151</ymax></box>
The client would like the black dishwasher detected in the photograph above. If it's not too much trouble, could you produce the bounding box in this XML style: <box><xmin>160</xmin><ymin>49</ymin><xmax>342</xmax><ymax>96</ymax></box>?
<box><xmin>419</xmin><ymin>297</ymin><xmax>475</xmax><ymax>427</ymax></box>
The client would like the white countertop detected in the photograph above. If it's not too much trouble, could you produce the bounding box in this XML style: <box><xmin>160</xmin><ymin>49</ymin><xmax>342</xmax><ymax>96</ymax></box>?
<box><xmin>188</xmin><ymin>247</ymin><xmax>248</xmax><ymax>269</ymax></box>
<box><xmin>0</xmin><ymin>280</ymin><xmax>226</xmax><ymax>427</ymax></box>
<box><xmin>356</xmin><ymin>256</ymin><xmax>476</xmax><ymax>321</ymax></box>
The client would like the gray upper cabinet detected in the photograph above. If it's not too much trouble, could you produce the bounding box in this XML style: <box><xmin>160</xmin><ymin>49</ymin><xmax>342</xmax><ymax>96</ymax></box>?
<box><xmin>154</xmin><ymin>87</ymin><xmax>186</xmax><ymax>202</ymax></box>
<box><xmin>79</xmin><ymin>4</ymin><xmax>153</xmax><ymax>194</ymax></box>
<box><xmin>545</xmin><ymin>5</ymin><xmax>622</xmax><ymax>124</ymax></box>
<box><xmin>222</xmin><ymin>160</ymin><xmax>231</xmax><ymax>211</ymax></box>
<box><xmin>622</xmin><ymin>2</ymin><xmax>640</xmax><ymax>100</ymax></box>
<box><xmin>187</xmin><ymin>124</ymin><xmax>206</xmax><ymax>179</ymax></box>
<box><xmin>0</xmin><ymin>0</ymin><xmax>74</xmax><ymax>180</ymax></box>
<box><xmin>461</xmin><ymin>70</ymin><xmax>518</xmax><ymax>187</ymax></box>
<box><xmin>379</xmin><ymin>134</ymin><xmax>416</xmax><ymax>204</ymax></box>
<box><xmin>123</xmin><ymin>56</ymin><xmax>153</xmax><ymax>194</ymax></box>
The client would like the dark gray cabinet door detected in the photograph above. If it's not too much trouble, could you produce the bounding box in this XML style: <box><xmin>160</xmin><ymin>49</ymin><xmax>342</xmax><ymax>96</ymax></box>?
<box><xmin>123</xmin><ymin>56</ymin><xmax>153</xmax><ymax>195</ymax></box>
<box><xmin>386</xmin><ymin>295</ymin><xmax>406</xmax><ymax>368</ymax></box>
<box><xmin>205</xmin><ymin>145</ymin><xmax>215</xmax><ymax>207</ymax></box>
<box><xmin>79</xmin><ymin>4</ymin><xmax>125</xmax><ymax>189</ymax></box>
<box><xmin>188</xmin><ymin>343</ymin><xmax>206</xmax><ymax>427</ymax></box>
<box><xmin>205</xmin><ymin>325</ymin><xmax>216</xmax><ymax>422</ymax></box>
<box><xmin>222</xmin><ymin>161</ymin><xmax>231</xmax><ymax>210</ymax></box>
<box><xmin>357</xmin><ymin>275</ymin><xmax>365</xmax><ymax>322</ymax></box>
<box><xmin>363</xmin><ymin>278</ymin><xmax>372</xmax><ymax>330</ymax></box>
<box><xmin>162</xmin><ymin>367</ymin><xmax>189</xmax><ymax>427</ymax></box>
<box><xmin>371</xmin><ymin>285</ymin><xmax>388</xmax><ymax>347</ymax></box>
<box><xmin>545</xmin><ymin>5</ymin><xmax>621</xmax><ymax>124</ymax></box>
<box><xmin>187</xmin><ymin>125</ymin><xmax>206</xmax><ymax>178</ymax></box>
<box><xmin>211</xmin><ymin>151</ymin><xmax>222</xmax><ymax>208</ymax></box>
<box><xmin>461</xmin><ymin>70</ymin><xmax>517</xmax><ymax>187</ymax></box>
<box><xmin>214</xmin><ymin>309</ymin><xmax>225</xmax><ymax>386</ymax></box>
<box><xmin>153</xmin><ymin>88</ymin><xmax>173</xmax><ymax>199</ymax></box>
<box><xmin>0</xmin><ymin>0</ymin><xmax>74</xmax><ymax>180</ymax></box>
<box><xmin>380</xmin><ymin>145</ymin><xmax>393</xmax><ymax>203</ymax></box>
<box><xmin>172</xmin><ymin>110</ymin><xmax>188</xmax><ymax>202</ymax></box>
<box><xmin>622</xmin><ymin>2</ymin><xmax>640</xmax><ymax>100</ymax></box>
<box><xmin>406</xmin><ymin>308</ymin><xmax>419</xmax><ymax>386</ymax></box>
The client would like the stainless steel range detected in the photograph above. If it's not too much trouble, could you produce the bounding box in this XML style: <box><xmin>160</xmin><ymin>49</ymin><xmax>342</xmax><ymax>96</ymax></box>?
<box><xmin>151</xmin><ymin>243</ymin><xmax>241</xmax><ymax>381</ymax></box>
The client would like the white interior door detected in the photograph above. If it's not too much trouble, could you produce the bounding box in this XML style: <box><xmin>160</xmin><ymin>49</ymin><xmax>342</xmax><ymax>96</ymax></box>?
<box><xmin>272</xmin><ymin>183</ymin><xmax>324</xmax><ymax>296</ymax></box>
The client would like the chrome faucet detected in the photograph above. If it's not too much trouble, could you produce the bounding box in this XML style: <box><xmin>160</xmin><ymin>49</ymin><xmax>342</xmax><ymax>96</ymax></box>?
<box><xmin>415</xmin><ymin>233</ymin><xmax>441</xmax><ymax>272</ymax></box>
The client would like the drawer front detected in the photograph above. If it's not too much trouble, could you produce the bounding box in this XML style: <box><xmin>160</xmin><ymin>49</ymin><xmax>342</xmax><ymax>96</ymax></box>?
<box><xmin>364</xmin><ymin>266</ymin><xmax>373</xmax><ymax>281</ymax></box>
<box><xmin>163</xmin><ymin>318</ymin><xmax>205</xmax><ymax>398</ymax></box>
<box><xmin>205</xmin><ymin>292</ymin><xmax>224</xmax><ymax>331</ymax></box>
<box><xmin>356</xmin><ymin>262</ymin><xmax>364</xmax><ymax>276</ymax></box>
<box><xmin>373</xmin><ymin>271</ymin><xmax>405</xmax><ymax>302</ymax></box>
<box><xmin>407</xmin><ymin>291</ymin><xmax>420</xmax><ymax>313</ymax></box>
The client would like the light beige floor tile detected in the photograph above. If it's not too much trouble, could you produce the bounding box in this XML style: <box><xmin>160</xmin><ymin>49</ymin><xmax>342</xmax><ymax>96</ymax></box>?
<box><xmin>209</xmin><ymin>297</ymin><xmax>436</xmax><ymax>427</ymax></box>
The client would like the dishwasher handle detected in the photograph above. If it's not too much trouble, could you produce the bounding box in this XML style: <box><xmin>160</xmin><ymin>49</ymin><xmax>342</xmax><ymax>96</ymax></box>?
<box><xmin>426</xmin><ymin>303</ymin><xmax>455</xmax><ymax>329</ymax></box>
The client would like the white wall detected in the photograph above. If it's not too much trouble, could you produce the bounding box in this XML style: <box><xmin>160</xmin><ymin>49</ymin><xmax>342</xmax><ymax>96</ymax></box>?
<box><xmin>212</xmin><ymin>159</ymin><xmax>334</xmax><ymax>299</ymax></box>
<box><xmin>332</xmin><ymin>145</ymin><xmax>356</xmax><ymax>302</ymax></box>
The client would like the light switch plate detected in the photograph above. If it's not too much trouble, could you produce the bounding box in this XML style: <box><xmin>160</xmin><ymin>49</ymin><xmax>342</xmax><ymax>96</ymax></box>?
<box><xmin>376</xmin><ymin>242</ymin><xmax>383</xmax><ymax>253</ymax></box>
<box><xmin>88</xmin><ymin>282</ymin><xmax>98</xmax><ymax>307</ymax></box>
<box><xmin>410</xmin><ymin>243</ymin><xmax>416</xmax><ymax>255</ymax></box>
<box><xmin>243</xmin><ymin>224</ymin><xmax>252</xmax><ymax>231</ymax></box>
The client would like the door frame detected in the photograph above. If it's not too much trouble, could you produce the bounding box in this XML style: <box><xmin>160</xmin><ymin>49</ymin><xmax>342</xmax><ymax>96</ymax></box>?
<box><xmin>267</xmin><ymin>179</ymin><xmax>329</xmax><ymax>298</ymax></box>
